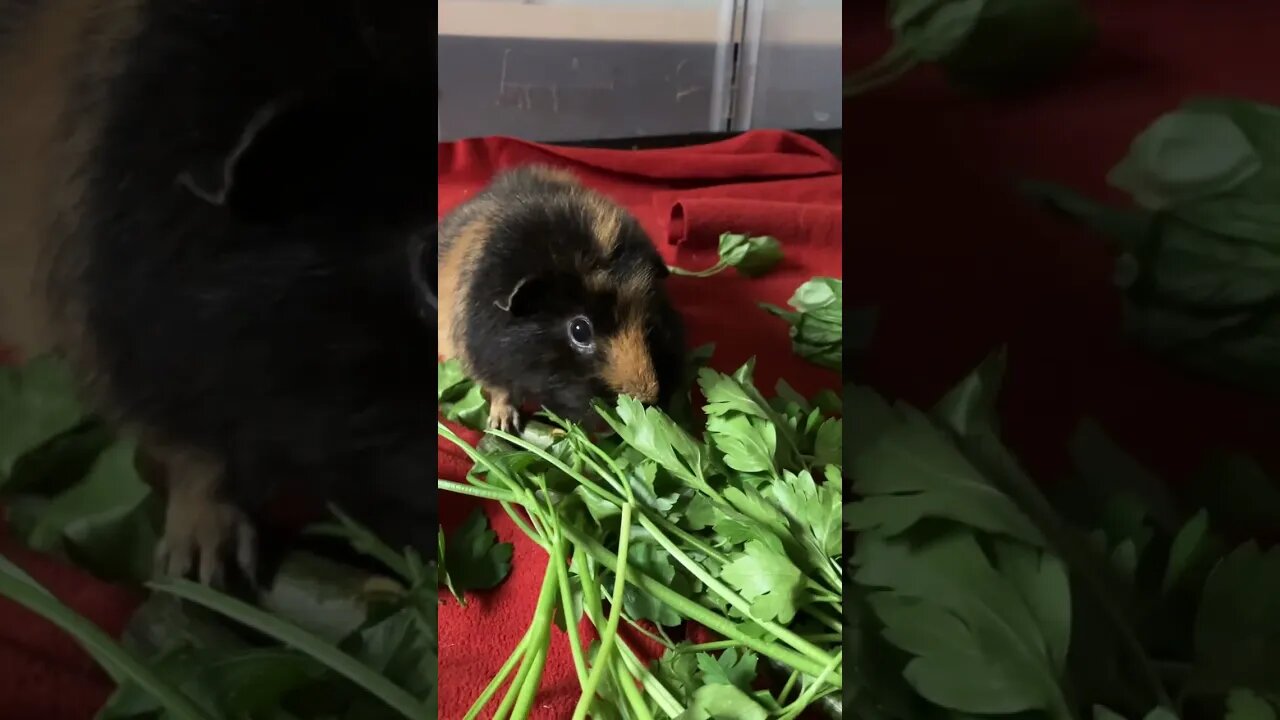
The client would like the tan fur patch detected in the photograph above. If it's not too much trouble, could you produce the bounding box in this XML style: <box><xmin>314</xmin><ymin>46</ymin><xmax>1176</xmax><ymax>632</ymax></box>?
<box><xmin>0</xmin><ymin>0</ymin><xmax>141</xmax><ymax>408</ymax></box>
<box><xmin>585</xmin><ymin>193</ymin><xmax>623</xmax><ymax>254</ymax></box>
<box><xmin>583</xmin><ymin>269</ymin><xmax>612</xmax><ymax>294</ymax></box>
<box><xmin>0</xmin><ymin>0</ymin><xmax>98</xmax><ymax>357</ymax></box>
<box><xmin>601</xmin><ymin>315</ymin><xmax>658</xmax><ymax>404</ymax></box>
<box><xmin>526</xmin><ymin>165</ymin><xmax>579</xmax><ymax>186</ymax></box>
<box><xmin>436</xmin><ymin>212</ymin><xmax>491</xmax><ymax>366</ymax></box>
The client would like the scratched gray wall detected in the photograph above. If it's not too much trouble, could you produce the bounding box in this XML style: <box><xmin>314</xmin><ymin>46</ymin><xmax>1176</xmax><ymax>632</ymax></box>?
<box><xmin>438</xmin><ymin>36</ymin><xmax>723</xmax><ymax>142</ymax></box>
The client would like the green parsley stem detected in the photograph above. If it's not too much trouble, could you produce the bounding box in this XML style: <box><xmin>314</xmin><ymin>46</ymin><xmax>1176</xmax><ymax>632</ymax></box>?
<box><xmin>506</xmin><ymin>562</ymin><xmax>561</xmax><ymax>720</ymax></box>
<box><xmin>560</xmin><ymin>522</ymin><xmax>836</xmax><ymax>683</ymax></box>
<box><xmin>499</xmin><ymin>501</ymin><xmax>549</xmax><ymax>552</ymax></box>
<box><xmin>615</xmin><ymin>652</ymin><xmax>656</xmax><ymax>720</ymax></box>
<box><xmin>487</xmin><ymin>429</ymin><xmax>627</xmax><ymax>509</ymax></box>
<box><xmin>633</xmin><ymin>513</ymin><xmax>835</xmax><ymax>671</ymax></box>
<box><xmin>438</xmin><ymin>478</ymin><xmax>518</xmax><ymax>503</ymax></box>
<box><xmin>685</xmin><ymin>640</ymin><xmax>746</xmax><ymax>653</ymax></box>
<box><xmin>553</xmin><ymin>542</ymin><xmax>589</xmax><ymax>686</ymax></box>
<box><xmin>777</xmin><ymin>650</ymin><xmax>842</xmax><ymax>720</ymax></box>
<box><xmin>492</xmin><ymin>636</ymin><xmax>537</xmax><ymax>720</ymax></box>
<box><xmin>806</xmin><ymin>606</ymin><xmax>844</xmax><ymax>633</ymax></box>
<box><xmin>555</xmin><ymin>519</ymin><xmax>686</xmax><ymax>717</ymax></box>
<box><xmin>573</xmin><ymin>503</ymin><xmax>635</xmax><ymax>720</ymax></box>
<box><xmin>777</xmin><ymin>669</ymin><xmax>801</xmax><ymax>704</ymax></box>
<box><xmin>667</xmin><ymin>260</ymin><xmax>729</xmax><ymax>278</ymax></box>
<box><xmin>509</xmin><ymin>639</ymin><xmax>551</xmax><ymax>720</ymax></box>
<box><xmin>568</xmin><ymin>429</ymin><xmax>634</xmax><ymax>500</ymax></box>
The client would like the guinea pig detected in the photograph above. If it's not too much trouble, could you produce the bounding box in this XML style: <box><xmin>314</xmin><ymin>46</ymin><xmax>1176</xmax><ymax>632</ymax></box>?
<box><xmin>0</xmin><ymin>0</ymin><xmax>436</xmax><ymax>587</ymax></box>
<box><xmin>437</xmin><ymin>165</ymin><xmax>686</xmax><ymax>431</ymax></box>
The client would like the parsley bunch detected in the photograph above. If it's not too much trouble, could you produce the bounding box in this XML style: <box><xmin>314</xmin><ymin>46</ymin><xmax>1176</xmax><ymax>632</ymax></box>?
<box><xmin>437</xmin><ymin>352</ymin><xmax>845</xmax><ymax>719</ymax></box>
<box><xmin>845</xmin><ymin>350</ymin><xmax>1280</xmax><ymax>720</ymax></box>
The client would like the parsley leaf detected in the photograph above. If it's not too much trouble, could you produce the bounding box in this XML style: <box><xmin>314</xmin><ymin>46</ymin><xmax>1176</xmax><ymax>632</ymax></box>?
<box><xmin>761</xmin><ymin>277</ymin><xmax>843</xmax><ymax>371</ymax></box>
<box><xmin>855</xmin><ymin>532</ymin><xmax>1072</xmax><ymax>716</ymax></box>
<box><xmin>0</xmin><ymin>354</ymin><xmax>92</xmax><ymax>486</ymax></box>
<box><xmin>717</xmin><ymin>232</ymin><xmax>783</xmax><ymax>278</ymax></box>
<box><xmin>694</xmin><ymin>647</ymin><xmax>759</xmax><ymax>692</ymax></box>
<box><xmin>707</xmin><ymin>414</ymin><xmax>777</xmax><ymax>476</ymax></box>
<box><xmin>721</xmin><ymin>539</ymin><xmax>804</xmax><ymax>624</ymax></box>
<box><xmin>1192</xmin><ymin>542</ymin><xmax>1280</xmax><ymax>695</ymax></box>
<box><xmin>442</xmin><ymin>508</ymin><xmax>513</xmax><ymax>596</ymax></box>
<box><xmin>766</xmin><ymin>469</ymin><xmax>842</xmax><ymax>560</ymax></box>
<box><xmin>1225</xmin><ymin>688</ymin><xmax>1278</xmax><ymax>720</ymax></box>
<box><xmin>607</xmin><ymin>395</ymin><xmax>708</xmax><ymax>489</ymax></box>
<box><xmin>438</xmin><ymin>358</ymin><xmax>488</xmax><ymax>430</ymax></box>
<box><xmin>616</xmin><ymin>538</ymin><xmax>686</xmax><ymax>627</ymax></box>
<box><xmin>844</xmin><ymin>384</ymin><xmax>1045</xmax><ymax>546</ymax></box>
<box><xmin>685</xmin><ymin>683</ymin><xmax>769</xmax><ymax>720</ymax></box>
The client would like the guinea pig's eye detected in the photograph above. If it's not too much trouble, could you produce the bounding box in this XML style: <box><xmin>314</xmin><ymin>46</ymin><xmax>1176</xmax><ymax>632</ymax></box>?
<box><xmin>567</xmin><ymin>315</ymin><xmax>594</xmax><ymax>350</ymax></box>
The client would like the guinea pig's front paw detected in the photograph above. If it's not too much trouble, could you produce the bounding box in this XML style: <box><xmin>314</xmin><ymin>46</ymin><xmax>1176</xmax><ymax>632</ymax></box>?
<box><xmin>487</xmin><ymin>390</ymin><xmax>522</xmax><ymax>434</ymax></box>
<box><xmin>154</xmin><ymin>500</ymin><xmax>258</xmax><ymax>588</ymax></box>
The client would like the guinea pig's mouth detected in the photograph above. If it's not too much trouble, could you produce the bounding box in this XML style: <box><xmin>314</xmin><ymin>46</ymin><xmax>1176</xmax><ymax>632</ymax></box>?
<box><xmin>529</xmin><ymin>397</ymin><xmax>611</xmax><ymax>434</ymax></box>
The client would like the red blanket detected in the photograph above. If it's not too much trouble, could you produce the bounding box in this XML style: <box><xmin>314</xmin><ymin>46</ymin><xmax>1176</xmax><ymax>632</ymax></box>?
<box><xmin>4</xmin><ymin>1</ymin><xmax>1280</xmax><ymax>718</ymax></box>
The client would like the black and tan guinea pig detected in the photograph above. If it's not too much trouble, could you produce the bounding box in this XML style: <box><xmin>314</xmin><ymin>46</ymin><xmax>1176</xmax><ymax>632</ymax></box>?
<box><xmin>0</xmin><ymin>0</ymin><xmax>435</xmax><ymax>588</ymax></box>
<box><xmin>437</xmin><ymin>165</ymin><xmax>686</xmax><ymax>432</ymax></box>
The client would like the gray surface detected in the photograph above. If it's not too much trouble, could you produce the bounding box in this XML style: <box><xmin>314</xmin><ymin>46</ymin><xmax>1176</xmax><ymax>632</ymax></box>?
<box><xmin>439</xmin><ymin>36</ymin><xmax>722</xmax><ymax>143</ymax></box>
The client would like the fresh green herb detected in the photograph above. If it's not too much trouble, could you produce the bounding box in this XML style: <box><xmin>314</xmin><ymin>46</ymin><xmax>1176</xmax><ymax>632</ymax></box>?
<box><xmin>668</xmin><ymin>232</ymin><xmax>783</xmax><ymax>279</ymax></box>
<box><xmin>845</xmin><ymin>349</ymin><xmax>1280</xmax><ymax>720</ymax></box>
<box><xmin>761</xmin><ymin>277</ymin><xmax>846</xmax><ymax>371</ymax></box>
<box><xmin>437</xmin><ymin>345</ymin><xmax>845</xmax><ymax>719</ymax></box>
<box><xmin>0</xmin><ymin>354</ymin><xmax>93</xmax><ymax>486</ymax></box>
<box><xmin>846</xmin><ymin>0</ymin><xmax>1094</xmax><ymax>97</ymax></box>
<box><xmin>1022</xmin><ymin>97</ymin><xmax>1280</xmax><ymax>398</ymax></box>
<box><xmin>439</xmin><ymin>358</ymin><xmax>489</xmax><ymax>430</ymax></box>
<box><xmin>440</xmin><ymin>507</ymin><xmax>514</xmax><ymax>604</ymax></box>
<box><xmin>1225</xmin><ymin>689</ymin><xmax>1279</xmax><ymax>720</ymax></box>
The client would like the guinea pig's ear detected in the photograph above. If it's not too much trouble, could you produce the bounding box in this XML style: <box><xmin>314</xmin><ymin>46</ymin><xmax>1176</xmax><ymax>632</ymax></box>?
<box><xmin>494</xmin><ymin>275</ymin><xmax>547</xmax><ymax>317</ymax></box>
